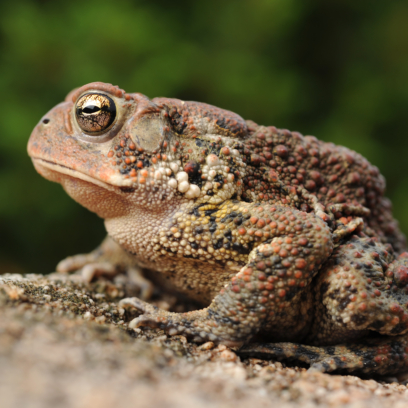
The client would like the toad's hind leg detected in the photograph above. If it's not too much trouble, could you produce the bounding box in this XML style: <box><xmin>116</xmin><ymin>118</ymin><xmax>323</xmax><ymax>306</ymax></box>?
<box><xmin>241</xmin><ymin>236</ymin><xmax>408</xmax><ymax>375</ymax></box>
<box><xmin>308</xmin><ymin>235</ymin><xmax>408</xmax><ymax>346</ymax></box>
<box><xmin>120</xmin><ymin>206</ymin><xmax>333</xmax><ymax>346</ymax></box>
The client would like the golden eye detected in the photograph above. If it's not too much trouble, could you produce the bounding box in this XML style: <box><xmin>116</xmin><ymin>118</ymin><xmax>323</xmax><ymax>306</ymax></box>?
<box><xmin>75</xmin><ymin>93</ymin><xmax>116</xmax><ymax>134</ymax></box>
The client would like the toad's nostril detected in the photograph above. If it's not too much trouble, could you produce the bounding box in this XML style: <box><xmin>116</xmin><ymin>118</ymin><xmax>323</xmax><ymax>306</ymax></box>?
<box><xmin>42</xmin><ymin>118</ymin><xmax>50</xmax><ymax>124</ymax></box>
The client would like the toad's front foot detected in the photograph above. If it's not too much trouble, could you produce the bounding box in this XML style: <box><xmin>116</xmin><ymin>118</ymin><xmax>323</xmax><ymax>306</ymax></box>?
<box><xmin>119</xmin><ymin>297</ymin><xmax>244</xmax><ymax>347</ymax></box>
<box><xmin>57</xmin><ymin>236</ymin><xmax>153</xmax><ymax>300</ymax></box>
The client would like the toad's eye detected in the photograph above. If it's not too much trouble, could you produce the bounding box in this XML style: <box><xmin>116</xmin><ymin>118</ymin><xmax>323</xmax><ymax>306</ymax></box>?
<box><xmin>75</xmin><ymin>93</ymin><xmax>116</xmax><ymax>134</ymax></box>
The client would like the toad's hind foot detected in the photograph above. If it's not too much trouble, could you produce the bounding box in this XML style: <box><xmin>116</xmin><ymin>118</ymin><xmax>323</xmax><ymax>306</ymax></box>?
<box><xmin>238</xmin><ymin>335</ymin><xmax>408</xmax><ymax>375</ymax></box>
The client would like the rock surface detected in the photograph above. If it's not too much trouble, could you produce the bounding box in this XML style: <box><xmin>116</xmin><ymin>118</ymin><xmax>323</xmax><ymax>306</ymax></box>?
<box><xmin>1</xmin><ymin>273</ymin><xmax>408</xmax><ymax>408</ymax></box>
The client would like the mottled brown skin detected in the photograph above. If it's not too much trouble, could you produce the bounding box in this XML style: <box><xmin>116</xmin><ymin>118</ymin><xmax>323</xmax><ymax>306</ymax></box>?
<box><xmin>28</xmin><ymin>82</ymin><xmax>408</xmax><ymax>375</ymax></box>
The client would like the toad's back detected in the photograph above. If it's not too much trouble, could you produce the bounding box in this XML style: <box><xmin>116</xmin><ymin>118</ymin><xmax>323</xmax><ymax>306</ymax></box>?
<box><xmin>241</xmin><ymin>121</ymin><xmax>406</xmax><ymax>253</ymax></box>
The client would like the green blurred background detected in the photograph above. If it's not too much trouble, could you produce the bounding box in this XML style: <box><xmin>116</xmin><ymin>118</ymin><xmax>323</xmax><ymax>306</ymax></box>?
<box><xmin>1</xmin><ymin>0</ymin><xmax>408</xmax><ymax>275</ymax></box>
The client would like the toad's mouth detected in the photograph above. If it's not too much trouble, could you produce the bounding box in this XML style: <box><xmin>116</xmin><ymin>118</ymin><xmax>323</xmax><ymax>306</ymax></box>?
<box><xmin>31</xmin><ymin>158</ymin><xmax>132</xmax><ymax>193</ymax></box>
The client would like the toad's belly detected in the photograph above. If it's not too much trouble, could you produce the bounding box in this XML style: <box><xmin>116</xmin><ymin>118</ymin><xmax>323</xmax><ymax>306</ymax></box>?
<box><xmin>134</xmin><ymin>254</ymin><xmax>241</xmax><ymax>304</ymax></box>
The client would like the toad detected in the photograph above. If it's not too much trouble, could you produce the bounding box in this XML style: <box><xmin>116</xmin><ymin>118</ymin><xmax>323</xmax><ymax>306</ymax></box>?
<box><xmin>28</xmin><ymin>82</ymin><xmax>408</xmax><ymax>374</ymax></box>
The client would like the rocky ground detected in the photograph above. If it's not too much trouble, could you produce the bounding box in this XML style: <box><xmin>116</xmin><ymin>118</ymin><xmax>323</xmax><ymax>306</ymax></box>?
<box><xmin>1</xmin><ymin>272</ymin><xmax>408</xmax><ymax>408</ymax></box>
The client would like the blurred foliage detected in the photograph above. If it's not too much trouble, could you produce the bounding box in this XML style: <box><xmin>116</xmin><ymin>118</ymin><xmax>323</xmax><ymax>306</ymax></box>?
<box><xmin>1</xmin><ymin>0</ymin><xmax>408</xmax><ymax>274</ymax></box>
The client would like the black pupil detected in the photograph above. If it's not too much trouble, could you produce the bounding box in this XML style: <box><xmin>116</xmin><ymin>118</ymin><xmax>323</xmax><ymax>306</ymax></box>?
<box><xmin>83</xmin><ymin>105</ymin><xmax>100</xmax><ymax>114</ymax></box>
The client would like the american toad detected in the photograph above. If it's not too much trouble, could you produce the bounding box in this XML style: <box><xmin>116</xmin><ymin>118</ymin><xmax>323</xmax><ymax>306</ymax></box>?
<box><xmin>28</xmin><ymin>82</ymin><xmax>408</xmax><ymax>375</ymax></box>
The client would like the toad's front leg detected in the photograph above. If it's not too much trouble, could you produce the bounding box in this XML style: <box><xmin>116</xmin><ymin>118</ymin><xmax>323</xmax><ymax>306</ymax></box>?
<box><xmin>120</xmin><ymin>206</ymin><xmax>333</xmax><ymax>346</ymax></box>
